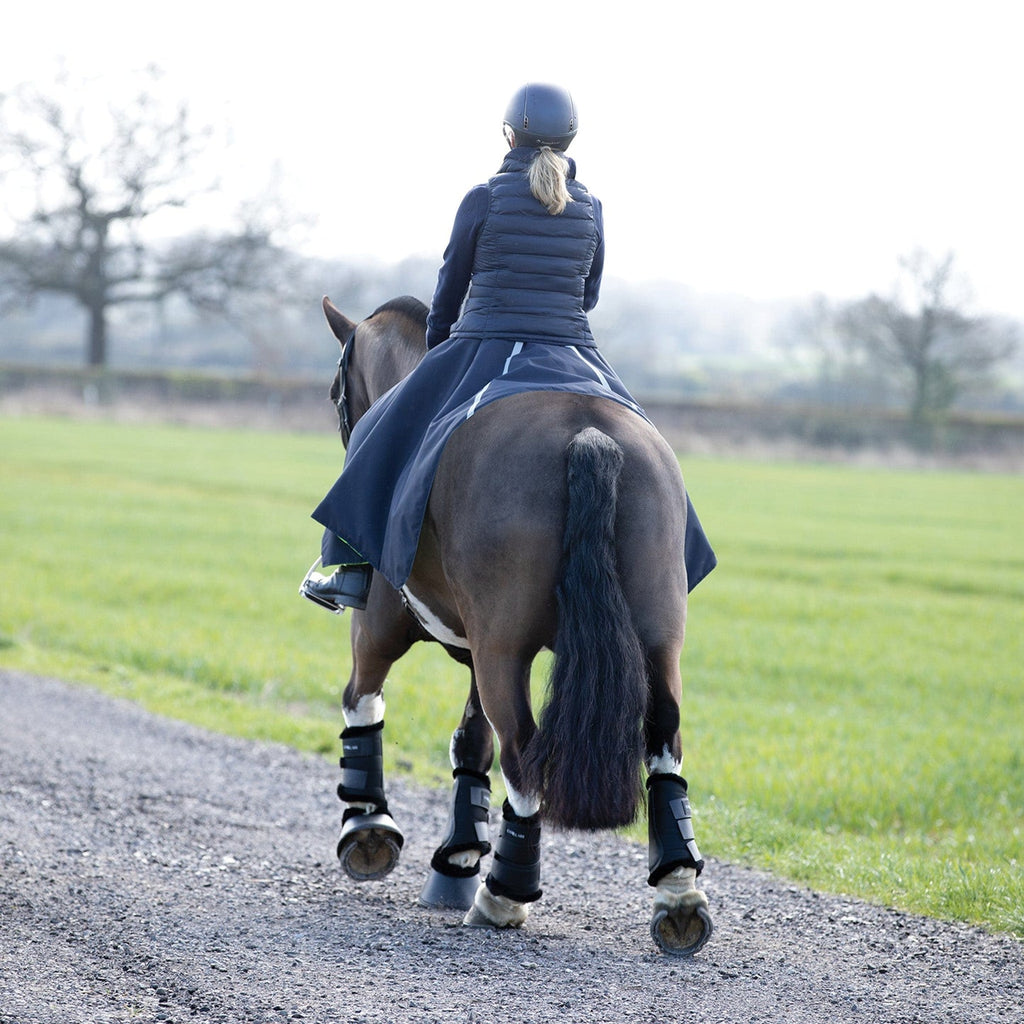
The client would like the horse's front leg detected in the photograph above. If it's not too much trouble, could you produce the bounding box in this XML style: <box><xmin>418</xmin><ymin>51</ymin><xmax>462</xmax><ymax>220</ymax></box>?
<box><xmin>419</xmin><ymin>668</ymin><xmax>496</xmax><ymax>910</ymax></box>
<box><xmin>644</xmin><ymin>647</ymin><xmax>713</xmax><ymax>956</ymax></box>
<box><xmin>460</xmin><ymin>651</ymin><xmax>542</xmax><ymax>930</ymax></box>
<box><xmin>335</xmin><ymin>584</ymin><xmax>416</xmax><ymax>881</ymax></box>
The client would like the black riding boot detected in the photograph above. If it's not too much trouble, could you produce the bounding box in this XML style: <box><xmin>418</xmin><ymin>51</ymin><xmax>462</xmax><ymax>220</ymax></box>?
<box><xmin>301</xmin><ymin>562</ymin><xmax>372</xmax><ymax>612</ymax></box>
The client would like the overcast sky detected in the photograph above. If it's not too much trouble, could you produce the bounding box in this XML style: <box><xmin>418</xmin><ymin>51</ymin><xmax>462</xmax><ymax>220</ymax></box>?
<box><xmin>2</xmin><ymin>0</ymin><xmax>1022</xmax><ymax>318</ymax></box>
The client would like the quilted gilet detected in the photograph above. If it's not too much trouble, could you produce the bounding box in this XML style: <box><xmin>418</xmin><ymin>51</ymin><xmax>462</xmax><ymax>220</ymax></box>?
<box><xmin>452</xmin><ymin>150</ymin><xmax>599</xmax><ymax>346</ymax></box>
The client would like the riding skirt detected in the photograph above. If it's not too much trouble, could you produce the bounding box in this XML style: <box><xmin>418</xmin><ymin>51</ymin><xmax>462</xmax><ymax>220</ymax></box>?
<box><xmin>311</xmin><ymin>337</ymin><xmax>716</xmax><ymax>591</ymax></box>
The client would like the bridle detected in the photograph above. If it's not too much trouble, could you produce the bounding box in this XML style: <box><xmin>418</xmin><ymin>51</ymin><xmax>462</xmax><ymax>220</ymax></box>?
<box><xmin>332</xmin><ymin>331</ymin><xmax>355</xmax><ymax>446</ymax></box>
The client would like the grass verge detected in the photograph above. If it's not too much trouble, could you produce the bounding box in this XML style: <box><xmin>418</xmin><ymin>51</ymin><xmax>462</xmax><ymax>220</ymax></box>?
<box><xmin>1</xmin><ymin>414</ymin><xmax>1020</xmax><ymax>937</ymax></box>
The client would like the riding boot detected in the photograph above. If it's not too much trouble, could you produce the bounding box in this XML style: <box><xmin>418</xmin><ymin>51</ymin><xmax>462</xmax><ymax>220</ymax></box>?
<box><xmin>301</xmin><ymin>562</ymin><xmax>373</xmax><ymax>612</ymax></box>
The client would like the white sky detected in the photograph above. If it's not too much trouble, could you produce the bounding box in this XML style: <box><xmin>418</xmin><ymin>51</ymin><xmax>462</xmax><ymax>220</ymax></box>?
<box><xmin>3</xmin><ymin>0</ymin><xmax>1022</xmax><ymax>319</ymax></box>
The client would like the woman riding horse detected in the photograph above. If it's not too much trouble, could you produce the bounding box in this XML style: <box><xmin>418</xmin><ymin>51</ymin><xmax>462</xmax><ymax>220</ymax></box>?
<box><xmin>302</xmin><ymin>82</ymin><xmax>715</xmax><ymax>611</ymax></box>
<box><xmin>302</xmin><ymin>84</ymin><xmax>717</xmax><ymax>953</ymax></box>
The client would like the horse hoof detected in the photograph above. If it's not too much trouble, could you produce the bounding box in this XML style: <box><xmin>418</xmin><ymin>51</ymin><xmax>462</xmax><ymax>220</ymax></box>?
<box><xmin>461</xmin><ymin>885</ymin><xmax>528</xmax><ymax>929</ymax></box>
<box><xmin>650</xmin><ymin>903</ymin><xmax>714</xmax><ymax>956</ymax></box>
<box><xmin>418</xmin><ymin>869</ymin><xmax>480</xmax><ymax>910</ymax></box>
<box><xmin>336</xmin><ymin>811</ymin><xmax>404</xmax><ymax>881</ymax></box>
<box><xmin>463</xmin><ymin>904</ymin><xmax>501</xmax><ymax>929</ymax></box>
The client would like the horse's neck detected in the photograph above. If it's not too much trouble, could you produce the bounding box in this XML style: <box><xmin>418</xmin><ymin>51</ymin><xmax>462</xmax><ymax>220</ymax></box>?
<box><xmin>364</xmin><ymin>333</ymin><xmax>425</xmax><ymax>404</ymax></box>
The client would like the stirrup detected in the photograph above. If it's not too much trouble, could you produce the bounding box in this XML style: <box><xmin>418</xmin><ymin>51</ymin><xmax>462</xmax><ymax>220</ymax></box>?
<box><xmin>300</xmin><ymin>558</ymin><xmax>373</xmax><ymax>613</ymax></box>
<box><xmin>299</xmin><ymin>558</ymin><xmax>342</xmax><ymax>613</ymax></box>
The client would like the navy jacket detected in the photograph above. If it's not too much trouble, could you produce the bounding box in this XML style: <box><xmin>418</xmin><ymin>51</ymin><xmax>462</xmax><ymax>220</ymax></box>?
<box><xmin>425</xmin><ymin>148</ymin><xmax>605</xmax><ymax>349</ymax></box>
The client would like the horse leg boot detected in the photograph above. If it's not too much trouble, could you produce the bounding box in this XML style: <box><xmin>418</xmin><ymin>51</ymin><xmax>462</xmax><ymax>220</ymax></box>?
<box><xmin>418</xmin><ymin>769</ymin><xmax>492</xmax><ymax>909</ymax></box>
<box><xmin>647</xmin><ymin>772</ymin><xmax>713</xmax><ymax>955</ymax></box>
<box><xmin>336</xmin><ymin>721</ymin><xmax>404</xmax><ymax>880</ymax></box>
<box><xmin>464</xmin><ymin>800</ymin><xmax>542</xmax><ymax>929</ymax></box>
<box><xmin>420</xmin><ymin>677</ymin><xmax>495</xmax><ymax>908</ymax></box>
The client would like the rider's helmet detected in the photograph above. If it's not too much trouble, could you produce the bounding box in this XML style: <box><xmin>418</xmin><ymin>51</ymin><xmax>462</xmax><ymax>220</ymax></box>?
<box><xmin>502</xmin><ymin>83</ymin><xmax>578</xmax><ymax>151</ymax></box>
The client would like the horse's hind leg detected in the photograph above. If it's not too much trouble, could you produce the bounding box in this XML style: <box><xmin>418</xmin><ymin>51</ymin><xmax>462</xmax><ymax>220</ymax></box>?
<box><xmin>335</xmin><ymin>592</ymin><xmax>413</xmax><ymax>882</ymax></box>
<box><xmin>419</xmin><ymin>671</ymin><xmax>496</xmax><ymax>910</ymax></box>
<box><xmin>643</xmin><ymin>645</ymin><xmax>713</xmax><ymax>956</ymax></box>
<box><xmin>460</xmin><ymin>650</ymin><xmax>543</xmax><ymax>930</ymax></box>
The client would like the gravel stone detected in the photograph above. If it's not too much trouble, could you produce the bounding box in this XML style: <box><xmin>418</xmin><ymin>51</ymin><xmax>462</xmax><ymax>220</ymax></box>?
<box><xmin>1</xmin><ymin>671</ymin><xmax>1020</xmax><ymax>1023</ymax></box>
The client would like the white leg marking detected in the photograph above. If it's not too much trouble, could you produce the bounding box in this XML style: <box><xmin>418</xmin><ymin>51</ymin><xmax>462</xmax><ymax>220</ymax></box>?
<box><xmin>401</xmin><ymin>587</ymin><xmax>470</xmax><ymax>649</ymax></box>
<box><xmin>655</xmin><ymin>868</ymin><xmax>704</xmax><ymax>909</ymax></box>
<box><xmin>647</xmin><ymin>744</ymin><xmax>681</xmax><ymax>776</ymax></box>
<box><xmin>503</xmin><ymin>776</ymin><xmax>541</xmax><ymax>818</ymax></box>
<box><xmin>654</xmin><ymin>866</ymin><xmax>709</xmax><ymax>912</ymax></box>
<box><xmin>343</xmin><ymin>693</ymin><xmax>385</xmax><ymax>728</ymax></box>
<box><xmin>464</xmin><ymin>883</ymin><xmax>529</xmax><ymax>929</ymax></box>
<box><xmin>448</xmin><ymin>850</ymin><xmax>481</xmax><ymax>870</ymax></box>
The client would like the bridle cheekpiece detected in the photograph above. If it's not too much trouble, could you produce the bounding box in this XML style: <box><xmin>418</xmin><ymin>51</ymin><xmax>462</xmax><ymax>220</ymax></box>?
<box><xmin>332</xmin><ymin>332</ymin><xmax>355</xmax><ymax>447</ymax></box>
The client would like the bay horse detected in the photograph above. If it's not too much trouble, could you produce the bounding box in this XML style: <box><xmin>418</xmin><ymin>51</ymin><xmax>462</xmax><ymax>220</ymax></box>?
<box><xmin>319</xmin><ymin>294</ymin><xmax>712</xmax><ymax>956</ymax></box>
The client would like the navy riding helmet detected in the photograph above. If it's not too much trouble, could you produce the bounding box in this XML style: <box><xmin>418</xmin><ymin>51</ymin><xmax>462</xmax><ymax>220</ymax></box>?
<box><xmin>502</xmin><ymin>83</ymin><xmax>578</xmax><ymax>151</ymax></box>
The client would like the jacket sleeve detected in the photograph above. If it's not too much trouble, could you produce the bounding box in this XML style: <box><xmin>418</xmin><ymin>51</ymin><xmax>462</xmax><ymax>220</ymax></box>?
<box><xmin>425</xmin><ymin>185</ymin><xmax>489</xmax><ymax>348</ymax></box>
<box><xmin>583</xmin><ymin>195</ymin><xmax>604</xmax><ymax>313</ymax></box>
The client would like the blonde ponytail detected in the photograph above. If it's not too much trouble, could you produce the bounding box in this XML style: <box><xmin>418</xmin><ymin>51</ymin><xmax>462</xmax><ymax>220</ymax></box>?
<box><xmin>528</xmin><ymin>146</ymin><xmax>574</xmax><ymax>215</ymax></box>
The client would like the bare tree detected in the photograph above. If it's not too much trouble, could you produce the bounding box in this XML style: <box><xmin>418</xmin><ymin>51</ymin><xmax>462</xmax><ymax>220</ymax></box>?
<box><xmin>0</xmin><ymin>66</ymin><xmax>294</xmax><ymax>367</ymax></box>
<box><xmin>155</xmin><ymin>189</ymin><xmax>304</xmax><ymax>362</ymax></box>
<box><xmin>835</xmin><ymin>250</ymin><xmax>1019</xmax><ymax>431</ymax></box>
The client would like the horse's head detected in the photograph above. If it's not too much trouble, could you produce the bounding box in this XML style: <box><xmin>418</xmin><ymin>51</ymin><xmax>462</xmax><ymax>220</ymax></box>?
<box><xmin>322</xmin><ymin>295</ymin><xmax>428</xmax><ymax>445</ymax></box>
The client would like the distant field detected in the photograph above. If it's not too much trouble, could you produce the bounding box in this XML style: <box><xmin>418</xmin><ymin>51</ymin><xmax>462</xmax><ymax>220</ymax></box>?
<box><xmin>1</xmin><ymin>414</ymin><xmax>1021</xmax><ymax>937</ymax></box>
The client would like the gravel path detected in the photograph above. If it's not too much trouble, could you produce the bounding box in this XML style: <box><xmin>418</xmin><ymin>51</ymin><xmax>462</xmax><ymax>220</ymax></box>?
<box><xmin>1</xmin><ymin>671</ymin><xmax>1020</xmax><ymax>1023</ymax></box>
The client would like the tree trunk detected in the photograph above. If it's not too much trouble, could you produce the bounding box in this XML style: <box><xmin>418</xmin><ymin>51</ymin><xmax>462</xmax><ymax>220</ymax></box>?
<box><xmin>87</xmin><ymin>303</ymin><xmax>107</xmax><ymax>367</ymax></box>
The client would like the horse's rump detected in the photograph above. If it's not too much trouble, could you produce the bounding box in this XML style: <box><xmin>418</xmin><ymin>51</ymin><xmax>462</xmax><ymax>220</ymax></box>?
<box><xmin>429</xmin><ymin>390</ymin><xmax>690</xmax><ymax>604</ymax></box>
<box><xmin>424</xmin><ymin>392</ymin><xmax>690</xmax><ymax>829</ymax></box>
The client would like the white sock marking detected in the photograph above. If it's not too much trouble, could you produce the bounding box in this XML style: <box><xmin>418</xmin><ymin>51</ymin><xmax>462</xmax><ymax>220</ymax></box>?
<box><xmin>647</xmin><ymin>745</ymin><xmax>681</xmax><ymax>776</ymax></box>
<box><xmin>503</xmin><ymin>776</ymin><xmax>541</xmax><ymax>818</ymax></box>
<box><xmin>343</xmin><ymin>693</ymin><xmax>385</xmax><ymax>727</ymax></box>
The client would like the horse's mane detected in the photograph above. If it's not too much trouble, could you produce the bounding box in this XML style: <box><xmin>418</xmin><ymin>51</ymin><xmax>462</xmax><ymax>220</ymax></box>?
<box><xmin>369</xmin><ymin>295</ymin><xmax>429</xmax><ymax>329</ymax></box>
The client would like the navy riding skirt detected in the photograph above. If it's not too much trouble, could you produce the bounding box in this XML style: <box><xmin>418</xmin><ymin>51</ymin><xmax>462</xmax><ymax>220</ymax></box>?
<box><xmin>312</xmin><ymin>337</ymin><xmax>716</xmax><ymax>591</ymax></box>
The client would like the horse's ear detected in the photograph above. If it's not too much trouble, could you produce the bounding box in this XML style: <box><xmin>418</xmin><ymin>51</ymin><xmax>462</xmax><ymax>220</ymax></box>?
<box><xmin>323</xmin><ymin>296</ymin><xmax>357</xmax><ymax>346</ymax></box>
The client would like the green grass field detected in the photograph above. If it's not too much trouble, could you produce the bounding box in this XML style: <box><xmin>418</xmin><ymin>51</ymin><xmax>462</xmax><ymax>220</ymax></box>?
<box><xmin>1</xmin><ymin>414</ymin><xmax>1021</xmax><ymax>937</ymax></box>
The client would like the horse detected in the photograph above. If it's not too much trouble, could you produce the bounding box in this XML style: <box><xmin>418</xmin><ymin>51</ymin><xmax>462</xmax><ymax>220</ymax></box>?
<box><xmin>317</xmin><ymin>294</ymin><xmax>713</xmax><ymax>956</ymax></box>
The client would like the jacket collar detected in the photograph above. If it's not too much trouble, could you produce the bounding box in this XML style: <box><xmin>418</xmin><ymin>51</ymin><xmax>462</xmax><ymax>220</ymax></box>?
<box><xmin>499</xmin><ymin>147</ymin><xmax>577</xmax><ymax>180</ymax></box>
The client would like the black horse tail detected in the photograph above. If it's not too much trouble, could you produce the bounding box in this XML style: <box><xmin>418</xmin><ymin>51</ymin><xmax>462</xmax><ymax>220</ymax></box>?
<box><xmin>521</xmin><ymin>427</ymin><xmax>647</xmax><ymax>830</ymax></box>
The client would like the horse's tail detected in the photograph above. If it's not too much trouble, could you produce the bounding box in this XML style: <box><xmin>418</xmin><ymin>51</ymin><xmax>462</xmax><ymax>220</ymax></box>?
<box><xmin>521</xmin><ymin>427</ymin><xmax>647</xmax><ymax>830</ymax></box>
